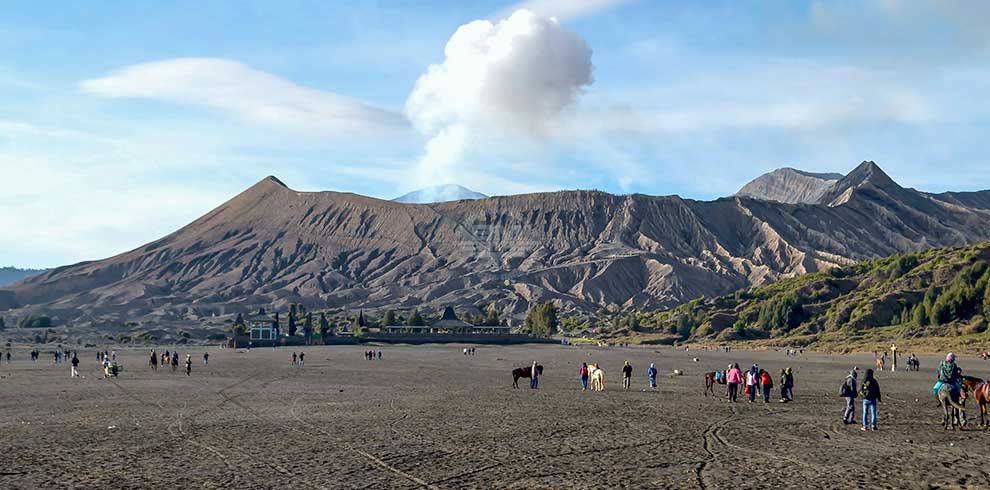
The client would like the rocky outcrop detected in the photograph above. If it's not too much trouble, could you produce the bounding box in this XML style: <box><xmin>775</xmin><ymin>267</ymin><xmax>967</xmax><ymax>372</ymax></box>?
<box><xmin>736</xmin><ymin>167</ymin><xmax>842</xmax><ymax>204</ymax></box>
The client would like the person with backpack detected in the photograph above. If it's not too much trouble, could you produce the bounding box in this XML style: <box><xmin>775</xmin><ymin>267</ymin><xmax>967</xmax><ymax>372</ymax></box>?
<box><xmin>860</xmin><ymin>368</ymin><xmax>881</xmax><ymax>431</ymax></box>
<box><xmin>726</xmin><ymin>363</ymin><xmax>743</xmax><ymax>402</ymax></box>
<box><xmin>622</xmin><ymin>361</ymin><xmax>633</xmax><ymax>390</ymax></box>
<box><xmin>580</xmin><ymin>362</ymin><xmax>589</xmax><ymax>391</ymax></box>
<box><xmin>759</xmin><ymin>369</ymin><xmax>773</xmax><ymax>403</ymax></box>
<box><xmin>840</xmin><ymin>368</ymin><xmax>858</xmax><ymax>424</ymax></box>
<box><xmin>647</xmin><ymin>363</ymin><xmax>658</xmax><ymax>390</ymax></box>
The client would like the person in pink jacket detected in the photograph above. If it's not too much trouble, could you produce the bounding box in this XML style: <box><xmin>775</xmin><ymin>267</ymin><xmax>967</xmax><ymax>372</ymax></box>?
<box><xmin>726</xmin><ymin>363</ymin><xmax>743</xmax><ymax>402</ymax></box>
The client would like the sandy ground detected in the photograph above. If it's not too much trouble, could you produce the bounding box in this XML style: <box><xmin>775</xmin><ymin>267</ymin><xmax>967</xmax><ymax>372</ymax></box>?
<box><xmin>1</xmin><ymin>344</ymin><xmax>989</xmax><ymax>489</ymax></box>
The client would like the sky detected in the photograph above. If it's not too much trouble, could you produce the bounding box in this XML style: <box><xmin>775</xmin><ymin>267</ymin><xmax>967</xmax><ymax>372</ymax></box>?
<box><xmin>2</xmin><ymin>0</ymin><xmax>989</xmax><ymax>268</ymax></box>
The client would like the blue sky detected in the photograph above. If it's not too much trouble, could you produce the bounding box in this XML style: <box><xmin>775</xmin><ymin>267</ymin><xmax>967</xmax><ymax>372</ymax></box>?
<box><xmin>2</xmin><ymin>0</ymin><xmax>989</xmax><ymax>268</ymax></box>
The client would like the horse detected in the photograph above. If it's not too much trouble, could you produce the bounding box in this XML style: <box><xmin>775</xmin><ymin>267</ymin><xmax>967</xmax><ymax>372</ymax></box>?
<box><xmin>704</xmin><ymin>372</ymin><xmax>716</xmax><ymax>396</ymax></box>
<box><xmin>875</xmin><ymin>357</ymin><xmax>885</xmax><ymax>372</ymax></box>
<box><xmin>588</xmin><ymin>364</ymin><xmax>605</xmax><ymax>391</ymax></box>
<box><xmin>512</xmin><ymin>365</ymin><xmax>543</xmax><ymax>388</ymax></box>
<box><xmin>961</xmin><ymin>376</ymin><xmax>990</xmax><ymax>429</ymax></box>
<box><xmin>936</xmin><ymin>382</ymin><xmax>968</xmax><ymax>430</ymax></box>
<box><xmin>703</xmin><ymin>370</ymin><xmax>728</xmax><ymax>397</ymax></box>
<box><xmin>907</xmin><ymin>357</ymin><xmax>920</xmax><ymax>372</ymax></box>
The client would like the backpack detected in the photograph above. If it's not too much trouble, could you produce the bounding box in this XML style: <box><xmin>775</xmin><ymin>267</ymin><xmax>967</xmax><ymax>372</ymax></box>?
<box><xmin>839</xmin><ymin>379</ymin><xmax>852</xmax><ymax>397</ymax></box>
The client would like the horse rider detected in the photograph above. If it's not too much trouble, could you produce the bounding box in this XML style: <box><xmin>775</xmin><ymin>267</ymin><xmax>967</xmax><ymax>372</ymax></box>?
<box><xmin>938</xmin><ymin>352</ymin><xmax>963</xmax><ymax>397</ymax></box>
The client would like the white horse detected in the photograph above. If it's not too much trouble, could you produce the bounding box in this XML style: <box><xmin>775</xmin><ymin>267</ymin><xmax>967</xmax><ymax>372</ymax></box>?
<box><xmin>588</xmin><ymin>363</ymin><xmax>606</xmax><ymax>391</ymax></box>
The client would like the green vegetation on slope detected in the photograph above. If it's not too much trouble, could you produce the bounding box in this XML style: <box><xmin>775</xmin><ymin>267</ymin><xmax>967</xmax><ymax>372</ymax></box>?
<box><xmin>620</xmin><ymin>243</ymin><xmax>990</xmax><ymax>351</ymax></box>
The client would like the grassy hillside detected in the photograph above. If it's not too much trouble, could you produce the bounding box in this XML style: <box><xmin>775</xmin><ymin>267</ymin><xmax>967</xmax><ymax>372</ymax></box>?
<box><xmin>610</xmin><ymin>243</ymin><xmax>990</xmax><ymax>353</ymax></box>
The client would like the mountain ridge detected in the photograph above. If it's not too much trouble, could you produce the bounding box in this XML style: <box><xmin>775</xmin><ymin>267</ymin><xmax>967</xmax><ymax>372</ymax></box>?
<box><xmin>5</xmin><ymin>161</ymin><xmax>990</xmax><ymax>331</ymax></box>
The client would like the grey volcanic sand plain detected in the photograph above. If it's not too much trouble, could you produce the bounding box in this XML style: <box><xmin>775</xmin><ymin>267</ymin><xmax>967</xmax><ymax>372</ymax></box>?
<box><xmin>2</xmin><ymin>345</ymin><xmax>989</xmax><ymax>489</ymax></box>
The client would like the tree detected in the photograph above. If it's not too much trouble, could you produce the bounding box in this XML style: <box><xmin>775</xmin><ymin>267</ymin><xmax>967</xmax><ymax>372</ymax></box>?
<box><xmin>407</xmin><ymin>309</ymin><xmax>426</xmax><ymax>327</ymax></box>
<box><xmin>912</xmin><ymin>303</ymin><xmax>927</xmax><ymax>326</ymax></box>
<box><xmin>984</xmin><ymin>283</ymin><xmax>990</xmax><ymax>321</ymax></box>
<box><xmin>351</xmin><ymin>315</ymin><xmax>365</xmax><ymax>336</ymax></box>
<box><xmin>922</xmin><ymin>285</ymin><xmax>937</xmax><ymax>325</ymax></box>
<box><xmin>524</xmin><ymin>302</ymin><xmax>558</xmax><ymax>336</ymax></box>
<box><xmin>303</xmin><ymin>312</ymin><xmax>314</xmax><ymax>344</ymax></box>
<box><xmin>232</xmin><ymin>313</ymin><xmax>247</xmax><ymax>336</ymax></box>
<box><xmin>676</xmin><ymin>314</ymin><xmax>694</xmax><ymax>339</ymax></box>
<box><xmin>483</xmin><ymin>305</ymin><xmax>500</xmax><ymax>327</ymax></box>
<box><xmin>319</xmin><ymin>312</ymin><xmax>331</xmax><ymax>341</ymax></box>
<box><xmin>383</xmin><ymin>310</ymin><xmax>397</xmax><ymax>326</ymax></box>
<box><xmin>288</xmin><ymin>310</ymin><xmax>297</xmax><ymax>336</ymax></box>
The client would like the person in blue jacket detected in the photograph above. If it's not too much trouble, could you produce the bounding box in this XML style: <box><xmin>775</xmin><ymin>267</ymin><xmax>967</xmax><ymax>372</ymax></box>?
<box><xmin>647</xmin><ymin>363</ymin><xmax>658</xmax><ymax>390</ymax></box>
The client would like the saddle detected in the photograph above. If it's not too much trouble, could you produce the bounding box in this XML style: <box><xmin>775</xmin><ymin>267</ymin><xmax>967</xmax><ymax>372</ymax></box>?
<box><xmin>933</xmin><ymin>380</ymin><xmax>962</xmax><ymax>398</ymax></box>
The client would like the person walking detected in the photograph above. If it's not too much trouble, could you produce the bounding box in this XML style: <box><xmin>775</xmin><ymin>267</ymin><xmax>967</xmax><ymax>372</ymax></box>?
<box><xmin>860</xmin><ymin>368</ymin><xmax>881</xmax><ymax>431</ymax></box>
<box><xmin>530</xmin><ymin>361</ymin><xmax>539</xmax><ymax>389</ymax></box>
<box><xmin>184</xmin><ymin>354</ymin><xmax>192</xmax><ymax>376</ymax></box>
<box><xmin>647</xmin><ymin>363</ymin><xmax>658</xmax><ymax>390</ymax></box>
<box><xmin>150</xmin><ymin>350</ymin><xmax>158</xmax><ymax>371</ymax></box>
<box><xmin>841</xmin><ymin>368</ymin><xmax>858</xmax><ymax>424</ymax></box>
<box><xmin>622</xmin><ymin>361</ymin><xmax>633</xmax><ymax>390</ymax></box>
<box><xmin>298</xmin><ymin>352</ymin><xmax>305</xmax><ymax>366</ymax></box>
<box><xmin>203</xmin><ymin>352</ymin><xmax>209</xmax><ymax>366</ymax></box>
<box><xmin>745</xmin><ymin>366</ymin><xmax>759</xmax><ymax>403</ymax></box>
<box><xmin>726</xmin><ymin>363</ymin><xmax>743</xmax><ymax>402</ymax></box>
<box><xmin>759</xmin><ymin>369</ymin><xmax>773</xmax><ymax>403</ymax></box>
<box><xmin>580</xmin><ymin>362</ymin><xmax>589</xmax><ymax>390</ymax></box>
<box><xmin>780</xmin><ymin>368</ymin><xmax>794</xmax><ymax>402</ymax></box>
<box><xmin>70</xmin><ymin>353</ymin><xmax>79</xmax><ymax>378</ymax></box>
<box><xmin>378</xmin><ymin>350</ymin><xmax>382</xmax><ymax>360</ymax></box>
<box><xmin>292</xmin><ymin>352</ymin><xmax>297</xmax><ymax>365</ymax></box>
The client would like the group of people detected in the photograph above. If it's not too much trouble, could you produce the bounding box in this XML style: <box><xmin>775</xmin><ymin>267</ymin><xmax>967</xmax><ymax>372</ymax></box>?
<box><xmin>364</xmin><ymin>350</ymin><xmax>382</xmax><ymax>360</ymax></box>
<box><xmin>576</xmin><ymin>361</ymin><xmax>658</xmax><ymax>390</ymax></box>
<box><xmin>719</xmin><ymin>363</ymin><xmax>794</xmax><ymax>403</ymax></box>
<box><xmin>291</xmin><ymin>352</ymin><xmax>305</xmax><ymax>365</ymax></box>
<box><xmin>462</xmin><ymin>347</ymin><xmax>476</xmax><ymax>356</ymax></box>
<box><xmin>840</xmin><ymin>367</ymin><xmax>882</xmax><ymax>430</ymax></box>
<box><xmin>149</xmin><ymin>349</ymin><xmax>196</xmax><ymax>376</ymax></box>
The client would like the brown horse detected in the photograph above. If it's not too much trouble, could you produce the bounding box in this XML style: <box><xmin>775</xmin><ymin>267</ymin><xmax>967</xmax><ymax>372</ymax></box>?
<box><xmin>704</xmin><ymin>371</ymin><xmax>726</xmax><ymax>397</ymax></box>
<box><xmin>512</xmin><ymin>365</ymin><xmax>543</xmax><ymax>388</ymax></box>
<box><xmin>961</xmin><ymin>376</ymin><xmax>990</xmax><ymax>428</ymax></box>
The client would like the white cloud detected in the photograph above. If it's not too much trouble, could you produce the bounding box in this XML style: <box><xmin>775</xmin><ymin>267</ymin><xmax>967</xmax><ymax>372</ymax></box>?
<box><xmin>494</xmin><ymin>0</ymin><xmax>633</xmax><ymax>21</ymax></box>
<box><xmin>81</xmin><ymin>58</ymin><xmax>408</xmax><ymax>136</ymax></box>
<box><xmin>405</xmin><ymin>9</ymin><xmax>593</xmax><ymax>186</ymax></box>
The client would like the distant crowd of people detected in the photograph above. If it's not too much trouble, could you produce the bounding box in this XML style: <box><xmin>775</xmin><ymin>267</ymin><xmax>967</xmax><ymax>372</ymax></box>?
<box><xmin>149</xmin><ymin>349</ymin><xmax>197</xmax><ymax>376</ymax></box>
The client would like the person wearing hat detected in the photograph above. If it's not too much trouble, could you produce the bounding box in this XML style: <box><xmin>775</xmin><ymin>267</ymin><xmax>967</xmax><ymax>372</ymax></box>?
<box><xmin>840</xmin><ymin>368</ymin><xmax>858</xmax><ymax>424</ymax></box>
<box><xmin>938</xmin><ymin>352</ymin><xmax>962</xmax><ymax>396</ymax></box>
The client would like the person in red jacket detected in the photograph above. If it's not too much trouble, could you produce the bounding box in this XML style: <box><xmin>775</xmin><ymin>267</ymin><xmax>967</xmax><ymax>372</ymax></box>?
<box><xmin>580</xmin><ymin>362</ymin><xmax>589</xmax><ymax>391</ymax></box>
<box><xmin>759</xmin><ymin>369</ymin><xmax>773</xmax><ymax>403</ymax></box>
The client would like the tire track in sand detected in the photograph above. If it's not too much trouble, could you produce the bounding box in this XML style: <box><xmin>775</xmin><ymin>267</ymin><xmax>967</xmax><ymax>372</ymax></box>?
<box><xmin>693</xmin><ymin>404</ymin><xmax>736</xmax><ymax>490</ymax></box>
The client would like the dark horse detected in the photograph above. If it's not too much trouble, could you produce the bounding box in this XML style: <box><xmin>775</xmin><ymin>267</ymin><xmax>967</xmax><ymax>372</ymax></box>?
<box><xmin>512</xmin><ymin>365</ymin><xmax>543</xmax><ymax>388</ymax></box>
